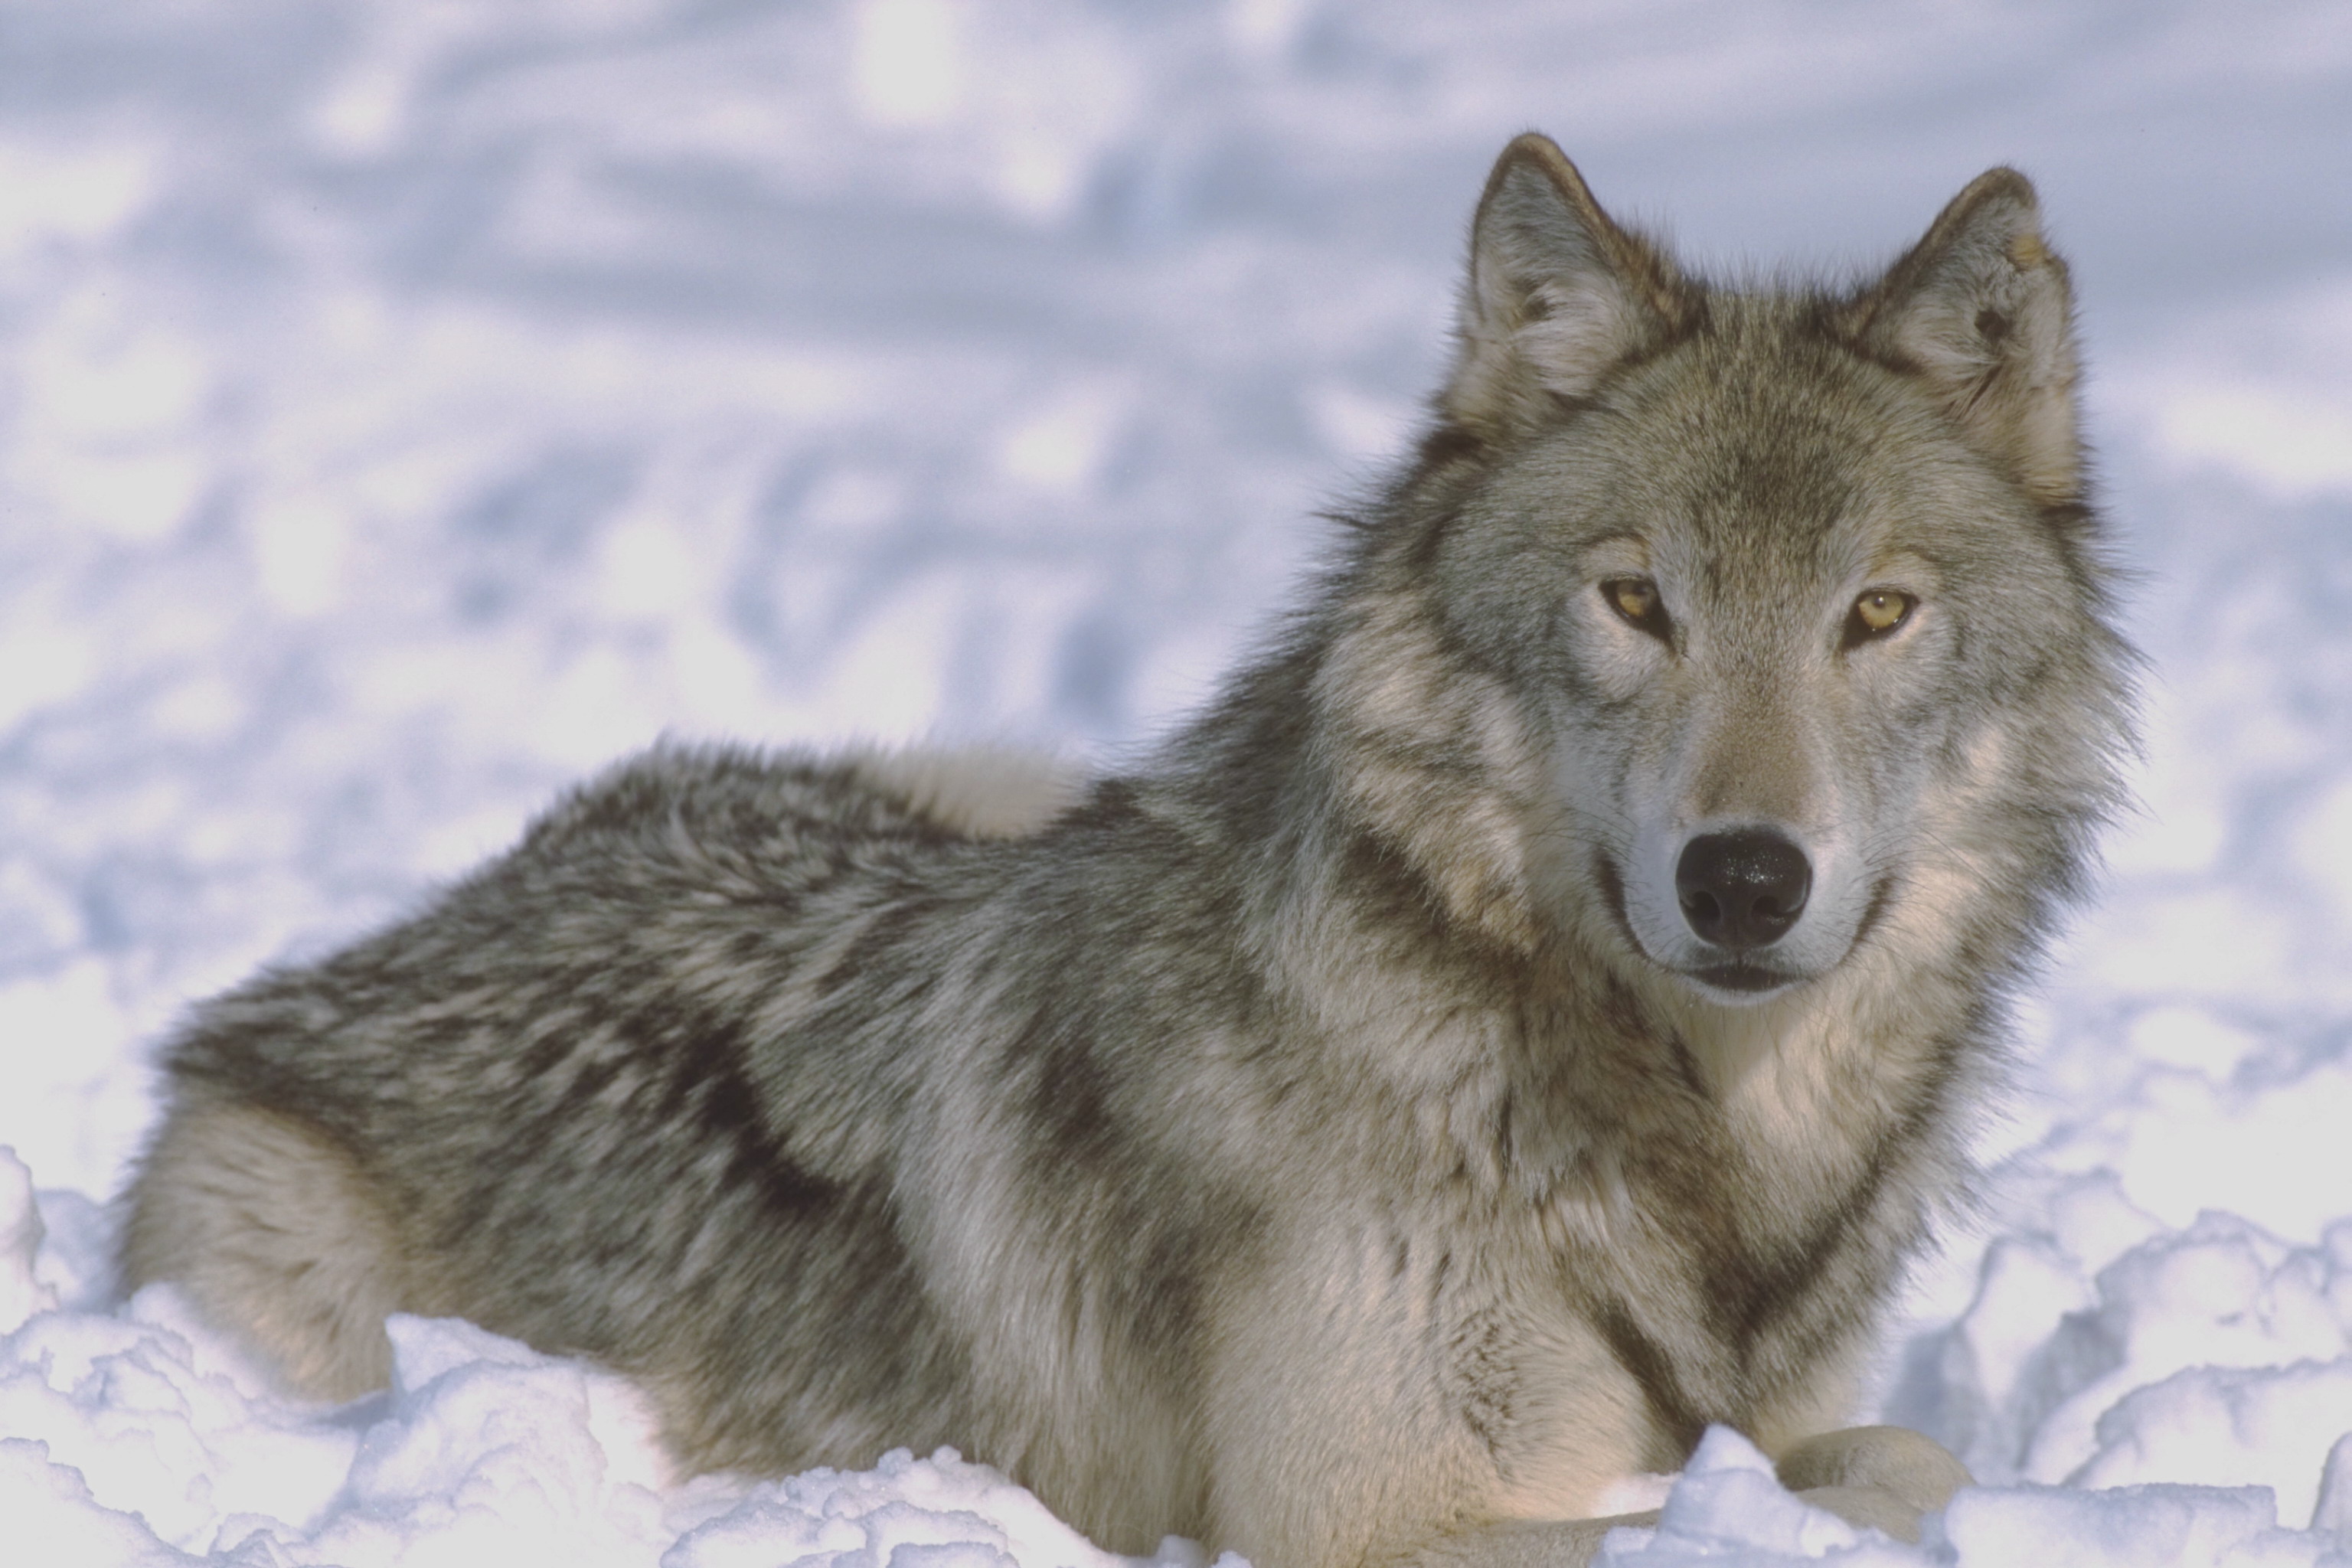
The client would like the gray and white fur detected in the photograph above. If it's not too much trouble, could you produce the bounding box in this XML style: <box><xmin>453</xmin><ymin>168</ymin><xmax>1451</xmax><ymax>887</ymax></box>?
<box><xmin>123</xmin><ymin>136</ymin><xmax>2133</xmax><ymax>1568</ymax></box>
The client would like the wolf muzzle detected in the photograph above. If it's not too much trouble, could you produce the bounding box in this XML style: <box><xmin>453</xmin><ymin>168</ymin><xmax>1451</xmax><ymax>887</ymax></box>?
<box><xmin>1674</xmin><ymin>828</ymin><xmax>1811</xmax><ymax>950</ymax></box>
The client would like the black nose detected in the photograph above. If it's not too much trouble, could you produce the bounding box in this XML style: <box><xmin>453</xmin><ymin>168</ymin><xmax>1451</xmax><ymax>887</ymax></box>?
<box><xmin>1675</xmin><ymin>829</ymin><xmax>1812</xmax><ymax>949</ymax></box>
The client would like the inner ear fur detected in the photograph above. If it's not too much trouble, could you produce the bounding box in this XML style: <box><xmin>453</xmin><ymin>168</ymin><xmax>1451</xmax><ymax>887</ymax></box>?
<box><xmin>1441</xmin><ymin>133</ymin><xmax>1690</xmax><ymax>441</ymax></box>
<box><xmin>1845</xmin><ymin>168</ymin><xmax>2082</xmax><ymax>505</ymax></box>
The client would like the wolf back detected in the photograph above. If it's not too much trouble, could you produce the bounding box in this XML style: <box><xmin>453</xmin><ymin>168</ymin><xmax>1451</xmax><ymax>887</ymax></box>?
<box><xmin>123</xmin><ymin>134</ymin><xmax>2134</xmax><ymax>1568</ymax></box>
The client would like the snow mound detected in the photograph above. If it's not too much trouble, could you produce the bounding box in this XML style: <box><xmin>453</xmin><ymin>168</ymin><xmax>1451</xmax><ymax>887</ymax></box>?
<box><xmin>2</xmin><ymin>1262</ymin><xmax>1213</xmax><ymax>1568</ymax></box>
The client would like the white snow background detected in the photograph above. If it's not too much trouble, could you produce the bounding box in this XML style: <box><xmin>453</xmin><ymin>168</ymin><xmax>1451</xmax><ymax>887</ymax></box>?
<box><xmin>3</xmin><ymin>1</ymin><xmax>2350</xmax><ymax>1563</ymax></box>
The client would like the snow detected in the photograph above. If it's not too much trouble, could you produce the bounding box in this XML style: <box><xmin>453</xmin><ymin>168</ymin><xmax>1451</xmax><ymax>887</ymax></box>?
<box><xmin>0</xmin><ymin>1295</ymin><xmax>1177</xmax><ymax>1568</ymax></box>
<box><xmin>2</xmin><ymin>1</ymin><xmax>2349</xmax><ymax>1563</ymax></box>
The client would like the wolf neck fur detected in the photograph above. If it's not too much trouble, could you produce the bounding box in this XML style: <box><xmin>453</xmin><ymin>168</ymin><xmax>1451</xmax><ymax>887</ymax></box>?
<box><xmin>1161</xmin><ymin>584</ymin><xmax>1972</xmax><ymax>1236</ymax></box>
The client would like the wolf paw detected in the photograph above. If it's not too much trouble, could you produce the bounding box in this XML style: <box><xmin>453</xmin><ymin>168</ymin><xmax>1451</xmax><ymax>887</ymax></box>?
<box><xmin>1775</xmin><ymin>1426</ymin><xmax>1971</xmax><ymax>1543</ymax></box>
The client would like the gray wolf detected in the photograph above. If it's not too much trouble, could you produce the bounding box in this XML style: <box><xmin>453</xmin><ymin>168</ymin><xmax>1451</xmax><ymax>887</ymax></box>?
<box><xmin>122</xmin><ymin>135</ymin><xmax>2131</xmax><ymax>1566</ymax></box>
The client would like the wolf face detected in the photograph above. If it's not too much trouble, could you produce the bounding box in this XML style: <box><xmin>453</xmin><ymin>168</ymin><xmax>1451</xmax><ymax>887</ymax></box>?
<box><xmin>1334</xmin><ymin>136</ymin><xmax>2123</xmax><ymax>1011</ymax></box>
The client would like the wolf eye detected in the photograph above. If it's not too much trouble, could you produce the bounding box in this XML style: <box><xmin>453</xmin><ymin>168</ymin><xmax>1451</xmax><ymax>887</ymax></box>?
<box><xmin>1602</xmin><ymin>577</ymin><xmax>1671</xmax><ymax>642</ymax></box>
<box><xmin>1844</xmin><ymin>589</ymin><xmax>1915</xmax><ymax>646</ymax></box>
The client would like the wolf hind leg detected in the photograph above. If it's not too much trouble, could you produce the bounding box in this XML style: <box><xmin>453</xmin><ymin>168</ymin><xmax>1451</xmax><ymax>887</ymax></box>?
<box><xmin>121</xmin><ymin>1096</ymin><xmax>409</xmax><ymax>1401</ymax></box>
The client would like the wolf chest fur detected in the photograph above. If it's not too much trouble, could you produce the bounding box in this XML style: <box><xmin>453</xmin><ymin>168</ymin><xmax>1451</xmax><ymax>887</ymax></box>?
<box><xmin>126</xmin><ymin>134</ymin><xmax>2132</xmax><ymax>1568</ymax></box>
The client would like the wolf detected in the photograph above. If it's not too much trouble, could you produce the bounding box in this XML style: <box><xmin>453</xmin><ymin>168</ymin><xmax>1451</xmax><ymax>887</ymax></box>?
<box><xmin>122</xmin><ymin>134</ymin><xmax>2132</xmax><ymax>1566</ymax></box>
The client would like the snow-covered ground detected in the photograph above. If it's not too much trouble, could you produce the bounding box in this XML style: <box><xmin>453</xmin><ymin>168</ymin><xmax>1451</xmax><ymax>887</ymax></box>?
<box><xmin>3</xmin><ymin>2</ymin><xmax>2350</xmax><ymax>1563</ymax></box>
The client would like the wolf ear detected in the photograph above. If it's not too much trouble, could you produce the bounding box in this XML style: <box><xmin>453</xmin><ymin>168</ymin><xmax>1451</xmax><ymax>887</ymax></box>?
<box><xmin>1849</xmin><ymin>168</ymin><xmax>2082</xmax><ymax>504</ymax></box>
<box><xmin>1442</xmin><ymin>134</ymin><xmax>1687</xmax><ymax>440</ymax></box>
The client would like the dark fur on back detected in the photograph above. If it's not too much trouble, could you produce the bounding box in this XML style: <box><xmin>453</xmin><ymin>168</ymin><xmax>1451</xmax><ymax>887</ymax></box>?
<box><xmin>125</xmin><ymin>137</ymin><xmax>2132</xmax><ymax>1568</ymax></box>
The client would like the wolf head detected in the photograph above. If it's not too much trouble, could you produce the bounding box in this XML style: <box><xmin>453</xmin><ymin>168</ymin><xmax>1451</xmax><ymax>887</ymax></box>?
<box><xmin>1295</xmin><ymin>134</ymin><xmax>2132</xmax><ymax>1013</ymax></box>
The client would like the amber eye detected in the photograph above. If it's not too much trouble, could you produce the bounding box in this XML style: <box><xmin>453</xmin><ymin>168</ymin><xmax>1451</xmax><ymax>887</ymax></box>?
<box><xmin>1602</xmin><ymin>577</ymin><xmax>1671</xmax><ymax>642</ymax></box>
<box><xmin>1844</xmin><ymin>589</ymin><xmax>1916</xmax><ymax>645</ymax></box>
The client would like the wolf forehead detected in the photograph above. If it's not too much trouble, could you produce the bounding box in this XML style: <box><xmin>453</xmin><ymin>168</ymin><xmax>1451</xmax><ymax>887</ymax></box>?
<box><xmin>1471</xmin><ymin>330</ymin><xmax>2035</xmax><ymax>542</ymax></box>
<box><xmin>1440</xmin><ymin>141</ymin><xmax>2078</xmax><ymax>480</ymax></box>
<box><xmin>1410</xmin><ymin>206</ymin><xmax>2091</xmax><ymax>652</ymax></box>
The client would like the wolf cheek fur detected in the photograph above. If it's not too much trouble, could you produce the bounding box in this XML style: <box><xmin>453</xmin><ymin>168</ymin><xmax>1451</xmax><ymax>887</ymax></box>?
<box><xmin>122</xmin><ymin>134</ymin><xmax>2134</xmax><ymax>1568</ymax></box>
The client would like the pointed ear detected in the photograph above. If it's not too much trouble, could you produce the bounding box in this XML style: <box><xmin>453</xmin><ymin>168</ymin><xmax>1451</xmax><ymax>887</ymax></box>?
<box><xmin>1848</xmin><ymin>168</ymin><xmax>2082</xmax><ymax>505</ymax></box>
<box><xmin>1442</xmin><ymin>134</ymin><xmax>1688</xmax><ymax>441</ymax></box>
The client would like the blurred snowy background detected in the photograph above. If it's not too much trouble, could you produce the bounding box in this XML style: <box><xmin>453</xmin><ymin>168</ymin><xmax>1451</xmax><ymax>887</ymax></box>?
<box><xmin>4</xmin><ymin>1</ymin><xmax>2351</xmax><ymax>1563</ymax></box>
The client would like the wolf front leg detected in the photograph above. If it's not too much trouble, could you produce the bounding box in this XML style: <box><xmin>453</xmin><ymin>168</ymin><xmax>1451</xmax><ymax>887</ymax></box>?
<box><xmin>1396</xmin><ymin>1513</ymin><xmax>1661</xmax><ymax>1568</ymax></box>
<box><xmin>1397</xmin><ymin>1426</ymin><xmax>1971</xmax><ymax>1566</ymax></box>
<box><xmin>1772</xmin><ymin>1424</ymin><xmax>1974</xmax><ymax>1544</ymax></box>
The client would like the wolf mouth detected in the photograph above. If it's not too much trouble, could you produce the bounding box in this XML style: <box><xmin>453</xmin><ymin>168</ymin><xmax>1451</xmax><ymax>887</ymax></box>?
<box><xmin>1684</xmin><ymin>962</ymin><xmax>1799</xmax><ymax>993</ymax></box>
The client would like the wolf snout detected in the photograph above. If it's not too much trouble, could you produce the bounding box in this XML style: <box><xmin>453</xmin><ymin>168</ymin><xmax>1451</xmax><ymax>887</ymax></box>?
<box><xmin>1676</xmin><ymin>829</ymin><xmax>1812</xmax><ymax>949</ymax></box>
